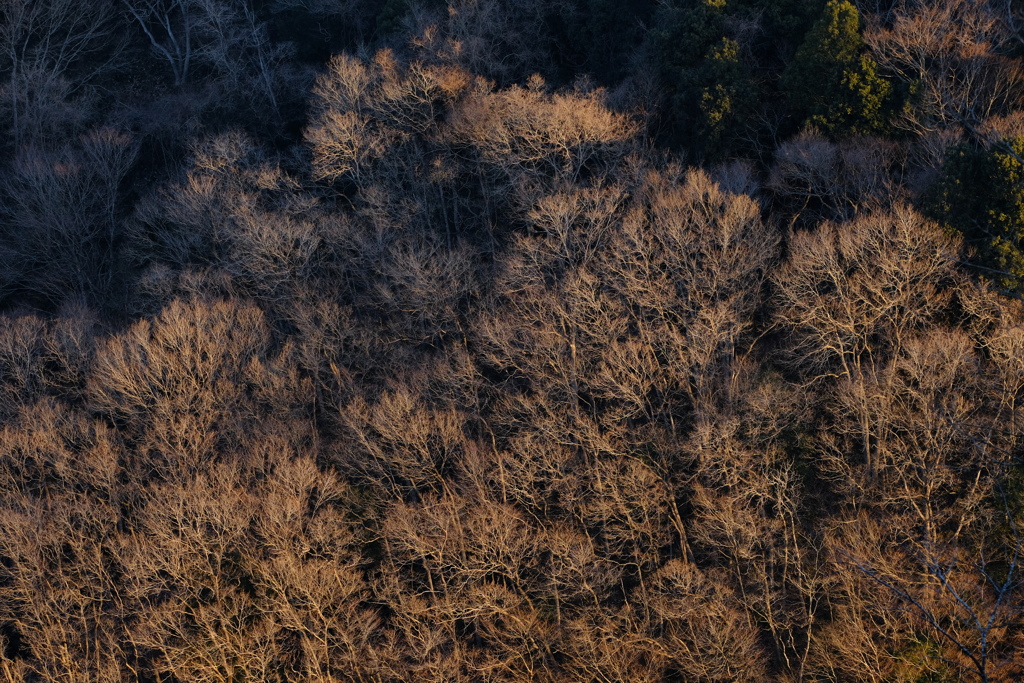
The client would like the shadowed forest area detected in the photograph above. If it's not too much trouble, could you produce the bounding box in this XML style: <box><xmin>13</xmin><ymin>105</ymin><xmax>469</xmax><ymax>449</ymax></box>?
<box><xmin>1</xmin><ymin>0</ymin><xmax>1024</xmax><ymax>681</ymax></box>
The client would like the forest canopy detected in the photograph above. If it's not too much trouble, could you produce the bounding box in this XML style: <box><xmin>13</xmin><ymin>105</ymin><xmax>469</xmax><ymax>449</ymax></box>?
<box><xmin>0</xmin><ymin>1</ymin><xmax>1023</xmax><ymax>682</ymax></box>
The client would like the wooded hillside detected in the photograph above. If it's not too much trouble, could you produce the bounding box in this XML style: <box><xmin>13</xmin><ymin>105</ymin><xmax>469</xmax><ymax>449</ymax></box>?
<box><xmin>1</xmin><ymin>1</ymin><xmax>1022</xmax><ymax>681</ymax></box>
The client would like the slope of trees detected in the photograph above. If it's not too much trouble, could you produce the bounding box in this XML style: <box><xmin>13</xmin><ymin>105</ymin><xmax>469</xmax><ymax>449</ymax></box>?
<box><xmin>0</xmin><ymin>1</ymin><xmax>1023</xmax><ymax>681</ymax></box>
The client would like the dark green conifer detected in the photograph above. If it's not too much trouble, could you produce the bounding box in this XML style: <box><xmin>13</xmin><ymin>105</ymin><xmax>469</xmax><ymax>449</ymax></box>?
<box><xmin>927</xmin><ymin>137</ymin><xmax>1024</xmax><ymax>291</ymax></box>
<box><xmin>782</xmin><ymin>0</ymin><xmax>891</xmax><ymax>136</ymax></box>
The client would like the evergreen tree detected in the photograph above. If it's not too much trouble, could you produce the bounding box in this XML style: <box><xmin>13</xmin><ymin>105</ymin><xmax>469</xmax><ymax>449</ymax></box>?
<box><xmin>927</xmin><ymin>137</ymin><xmax>1024</xmax><ymax>292</ymax></box>
<box><xmin>654</xmin><ymin>0</ymin><xmax>756</xmax><ymax>158</ymax></box>
<box><xmin>563</xmin><ymin>0</ymin><xmax>656</xmax><ymax>81</ymax></box>
<box><xmin>653</xmin><ymin>0</ymin><xmax>727</xmax><ymax>75</ymax></box>
<box><xmin>696</xmin><ymin>37</ymin><xmax>755</xmax><ymax>156</ymax></box>
<box><xmin>782</xmin><ymin>0</ymin><xmax>891</xmax><ymax>136</ymax></box>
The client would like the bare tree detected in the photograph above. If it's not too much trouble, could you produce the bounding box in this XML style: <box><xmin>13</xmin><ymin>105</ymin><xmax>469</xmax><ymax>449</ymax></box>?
<box><xmin>865</xmin><ymin>0</ymin><xmax>1024</xmax><ymax>144</ymax></box>
<box><xmin>0</xmin><ymin>132</ymin><xmax>135</xmax><ymax>306</ymax></box>
<box><xmin>773</xmin><ymin>205</ymin><xmax>957</xmax><ymax>384</ymax></box>
<box><xmin>774</xmin><ymin>203</ymin><xmax>1024</xmax><ymax>681</ymax></box>
<box><xmin>0</xmin><ymin>309</ymin><xmax>96</xmax><ymax>421</ymax></box>
<box><xmin>0</xmin><ymin>403</ymin><xmax>127</xmax><ymax>683</ymax></box>
<box><xmin>123</xmin><ymin>0</ymin><xmax>290</xmax><ymax>105</ymax></box>
<box><xmin>408</xmin><ymin>0</ymin><xmax>568</xmax><ymax>85</ymax></box>
<box><xmin>647</xmin><ymin>560</ymin><xmax>771</xmax><ymax>682</ymax></box>
<box><xmin>448</xmin><ymin>75</ymin><xmax>638</xmax><ymax>200</ymax></box>
<box><xmin>87</xmin><ymin>298</ymin><xmax>277</xmax><ymax>477</ymax></box>
<box><xmin>121</xmin><ymin>0</ymin><xmax>200</xmax><ymax>86</ymax></box>
<box><xmin>305</xmin><ymin>51</ymin><xmax>470</xmax><ymax>187</ymax></box>
<box><xmin>768</xmin><ymin>129</ymin><xmax>905</xmax><ymax>225</ymax></box>
<box><xmin>0</xmin><ymin>0</ymin><xmax>123</xmax><ymax>146</ymax></box>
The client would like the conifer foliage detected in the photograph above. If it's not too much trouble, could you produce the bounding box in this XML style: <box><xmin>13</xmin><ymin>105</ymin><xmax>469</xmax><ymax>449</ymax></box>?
<box><xmin>782</xmin><ymin>0</ymin><xmax>892</xmax><ymax>136</ymax></box>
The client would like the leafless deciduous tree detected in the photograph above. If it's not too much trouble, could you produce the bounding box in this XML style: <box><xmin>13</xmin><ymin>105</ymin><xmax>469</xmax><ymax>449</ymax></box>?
<box><xmin>768</xmin><ymin>129</ymin><xmax>905</xmax><ymax>224</ymax></box>
<box><xmin>86</xmin><ymin>297</ymin><xmax>310</xmax><ymax>478</ymax></box>
<box><xmin>448</xmin><ymin>74</ymin><xmax>638</xmax><ymax>199</ymax></box>
<box><xmin>0</xmin><ymin>130</ymin><xmax>136</xmax><ymax>306</ymax></box>
<box><xmin>774</xmin><ymin>205</ymin><xmax>957</xmax><ymax>383</ymax></box>
<box><xmin>773</xmin><ymin>202</ymin><xmax>1024</xmax><ymax>681</ymax></box>
<box><xmin>121</xmin><ymin>0</ymin><xmax>197</xmax><ymax>86</ymax></box>
<box><xmin>305</xmin><ymin>51</ymin><xmax>470</xmax><ymax>186</ymax></box>
<box><xmin>4</xmin><ymin>4</ymin><xmax>1024</xmax><ymax>676</ymax></box>
<box><xmin>123</xmin><ymin>0</ymin><xmax>291</xmax><ymax>109</ymax></box>
<box><xmin>0</xmin><ymin>0</ymin><xmax>122</xmax><ymax>146</ymax></box>
<box><xmin>865</xmin><ymin>0</ymin><xmax>1024</xmax><ymax>144</ymax></box>
<box><xmin>408</xmin><ymin>0</ymin><xmax>568</xmax><ymax>85</ymax></box>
